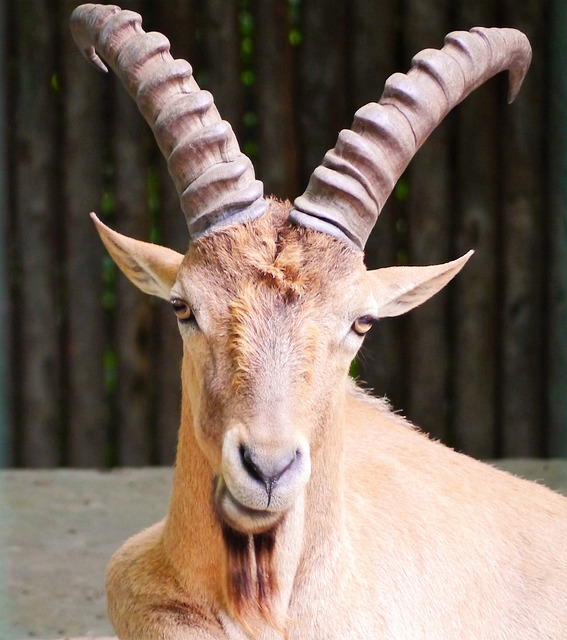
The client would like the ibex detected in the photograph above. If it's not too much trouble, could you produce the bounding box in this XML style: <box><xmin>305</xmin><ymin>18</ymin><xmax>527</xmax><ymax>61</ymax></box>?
<box><xmin>71</xmin><ymin>4</ymin><xmax>567</xmax><ymax>639</ymax></box>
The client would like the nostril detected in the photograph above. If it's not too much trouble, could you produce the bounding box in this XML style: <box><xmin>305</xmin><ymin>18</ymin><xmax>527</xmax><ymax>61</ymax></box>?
<box><xmin>240</xmin><ymin>445</ymin><xmax>267</xmax><ymax>484</ymax></box>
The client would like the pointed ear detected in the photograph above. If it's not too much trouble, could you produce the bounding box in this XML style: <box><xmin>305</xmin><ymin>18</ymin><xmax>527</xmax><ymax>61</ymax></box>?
<box><xmin>368</xmin><ymin>251</ymin><xmax>473</xmax><ymax>318</ymax></box>
<box><xmin>91</xmin><ymin>213</ymin><xmax>185</xmax><ymax>300</ymax></box>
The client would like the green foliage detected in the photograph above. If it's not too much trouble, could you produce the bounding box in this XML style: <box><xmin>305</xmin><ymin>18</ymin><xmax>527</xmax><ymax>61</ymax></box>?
<box><xmin>289</xmin><ymin>28</ymin><xmax>302</xmax><ymax>46</ymax></box>
<box><xmin>288</xmin><ymin>0</ymin><xmax>302</xmax><ymax>46</ymax></box>
<box><xmin>241</xmin><ymin>69</ymin><xmax>255</xmax><ymax>86</ymax></box>
<box><xmin>101</xmin><ymin>189</ymin><xmax>114</xmax><ymax>217</ymax></box>
<box><xmin>50</xmin><ymin>72</ymin><xmax>60</xmax><ymax>92</ymax></box>
<box><xmin>394</xmin><ymin>177</ymin><xmax>409</xmax><ymax>202</ymax></box>
<box><xmin>349</xmin><ymin>358</ymin><xmax>361</xmax><ymax>379</ymax></box>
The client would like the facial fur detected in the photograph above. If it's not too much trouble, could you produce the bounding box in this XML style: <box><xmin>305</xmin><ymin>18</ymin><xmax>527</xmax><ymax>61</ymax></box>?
<box><xmin>170</xmin><ymin>201</ymin><xmax>367</xmax><ymax>627</ymax></box>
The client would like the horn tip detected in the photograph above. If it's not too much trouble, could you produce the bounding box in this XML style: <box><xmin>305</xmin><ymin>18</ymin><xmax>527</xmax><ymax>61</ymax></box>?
<box><xmin>84</xmin><ymin>46</ymin><xmax>109</xmax><ymax>73</ymax></box>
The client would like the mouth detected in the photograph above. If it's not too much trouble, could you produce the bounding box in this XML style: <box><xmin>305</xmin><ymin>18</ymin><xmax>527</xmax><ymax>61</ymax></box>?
<box><xmin>214</xmin><ymin>477</ymin><xmax>284</xmax><ymax>535</ymax></box>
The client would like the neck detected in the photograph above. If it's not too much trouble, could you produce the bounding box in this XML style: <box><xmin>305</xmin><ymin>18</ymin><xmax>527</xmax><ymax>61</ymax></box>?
<box><xmin>298</xmin><ymin>394</ymin><xmax>347</xmax><ymax>572</ymax></box>
<box><xmin>162</xmin><ymin>394</ymin><xmax>224</xmax><ymax>599</ymax></box>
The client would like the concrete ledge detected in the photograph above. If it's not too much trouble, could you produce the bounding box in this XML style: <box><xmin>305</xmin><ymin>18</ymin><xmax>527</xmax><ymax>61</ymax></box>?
<box><xmin>1</xmin><ymin>461</ymin><xmax>566</xmax><ymax>640</ymax></box>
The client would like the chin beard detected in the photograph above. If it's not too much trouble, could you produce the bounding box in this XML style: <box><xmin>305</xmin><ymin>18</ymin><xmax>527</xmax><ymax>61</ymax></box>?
<box><xmin>220</xmin><ymin>520</ymin><xmax>284</xmax><ymax>634</ymax></box>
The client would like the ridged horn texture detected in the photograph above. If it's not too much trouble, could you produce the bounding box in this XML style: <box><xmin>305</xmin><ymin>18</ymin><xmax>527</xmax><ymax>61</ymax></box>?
<box><xmin>70</xmin><ymin>4</ymin><xmax>267</xmax><ymax>239</ymax></box>
<box><xmin>290</xmin><ymin>27</ymin><xmax>532</xmax><ymax>251</ymax></box>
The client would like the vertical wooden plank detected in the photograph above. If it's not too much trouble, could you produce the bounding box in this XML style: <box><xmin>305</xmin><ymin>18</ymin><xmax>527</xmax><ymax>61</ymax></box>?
<box><xmin>152</xmin><ymin>0</ymin><xmax>198</xmax><ymax>464</ymax></box>
<box><xmin>62</xmin><ymin>0</ymin><xmax>108</xmax><ymax>467</ymax></box>
<box><xmin>348</xmin><ymin>0</ymin><xmax>400</xmax><ymax>116</ymax></box>
<box><xmin>500</xmin><ymin>1</ymin><xmax>546</xmax><ymax>456</ymax></box>
<box><xmin>111</xmin><ymin>1</ymin><xmax>154</xmax><ymax>466</ymax></box>
<box><xmin>6</xmin><ymin>0</ymin><xmax>23</xmax><ymax>467</ymax></box>
<box><xmin>200</xmin><ymin>0</ymin><xmax>244</xmax><ymax>140</ymax></box>
<box><xmin>549</xmin><ymin>0</ymin><xmax>567</xmax><ymax>456</ymax></box>
<box><xmin>155</xmin><ymin>0</ymin><xmax>198</xmax><ymax>72</ymax></box>
<box><xmin>0</xmin><ymin>0</ymin><xmax>9</xmax><ymax>466</ymax></box>
<box><xmin>14</xmin><ymin>0</ymin><xmax>62</xmax><ymax>467</ymax></box>
<box><xmin>296</xmin><ymin>0</ymin><xmax>347</xmax><ymax>183</ymax></box>
<box><xmin>452</xmin><ymin>0</ymin><xmax>500</xmax><ymax>458</ymax></box>
<box><xmin>348</xmin><ymin>0</ymin><xmax>406</xmax><ymax>409</ymax></box>
<box><xmin>403</xmin><ymin>0</ymin><xmax>452</xmax><ymax>441</ymax></box>
<box><xmin>113</xmin><ymin>82</ymin><xmax>154</xmax><ymax>466</ymax></box>
<box><xmin>154</xmin><ymin>289</ymin><xmax>182</xmax><ymax>466</ymax></box>
<box><xmin>253</xmin><ymin>0</ymin><xmax>299</xmax><ymax>199</ymax></box>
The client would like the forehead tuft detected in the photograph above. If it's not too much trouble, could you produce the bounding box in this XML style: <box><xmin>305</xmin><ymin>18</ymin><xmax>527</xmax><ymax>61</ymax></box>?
<box><xmin>187</xmin><ymin>200</ymin><xmax>364</xmax><ymax>297</ymax></box>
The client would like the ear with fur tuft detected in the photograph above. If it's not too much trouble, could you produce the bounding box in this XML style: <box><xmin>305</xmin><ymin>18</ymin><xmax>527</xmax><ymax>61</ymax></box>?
<box><xmin>91</xmin><ymin>213</ymin><xmax>184</xmax><ymax>300</ymax></box>
<box><xmin>368</xmin><ymin>250</ymin><xmax>473</xmax><ymax>318</ymax></box>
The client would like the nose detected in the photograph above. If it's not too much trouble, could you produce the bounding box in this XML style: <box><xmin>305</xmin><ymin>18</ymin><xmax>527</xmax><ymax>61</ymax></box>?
<box><xmin>239</xmin><ymin>445</ymin><xmax>299</xmax><ymax>505</ymax></box>
<box><xmin>221</xmin><ymin>427</ymin><xmax>311</xmax><ymax>516</ymax></box>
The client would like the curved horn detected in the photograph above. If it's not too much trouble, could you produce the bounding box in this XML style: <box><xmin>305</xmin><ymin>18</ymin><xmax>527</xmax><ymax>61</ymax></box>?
<box><xmin>290</xmin><ymin>27</ymin><xmax>532</xmax><ymax>251</ymax></box>
<box><xmin>70</xmin><ymin>4</ymin><xmax>267</xmax><ymax>239</ymax></box>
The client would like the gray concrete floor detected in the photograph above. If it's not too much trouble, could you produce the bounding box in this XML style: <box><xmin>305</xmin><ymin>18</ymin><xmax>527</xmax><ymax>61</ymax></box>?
<box><xmin>1</xmin><ymin>468</ymin><xmax>172</xmax><ymax>640</ymax></box>
<box><xmin>1</xmin><ymin>461</ymin><xmax>566</xmax><ymax>640</ymax></box>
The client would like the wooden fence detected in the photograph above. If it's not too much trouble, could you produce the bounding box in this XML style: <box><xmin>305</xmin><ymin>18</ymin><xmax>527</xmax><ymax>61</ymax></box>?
<box><xmin>3</xmin><ymin>0</ymin><xmax>567</xmax><ymax>467</ymax></box>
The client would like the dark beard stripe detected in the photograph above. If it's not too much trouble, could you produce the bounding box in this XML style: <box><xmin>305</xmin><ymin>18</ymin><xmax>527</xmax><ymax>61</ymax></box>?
<box><xmin>221</xmin><ymin>522</ymin><xmax>280</xmax><ymax>633</ymax></box>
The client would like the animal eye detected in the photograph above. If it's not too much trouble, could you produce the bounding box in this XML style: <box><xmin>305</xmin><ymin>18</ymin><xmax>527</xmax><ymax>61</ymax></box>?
<box><xmin>171</xmin><ymin>297</ymin><xmax>193</xmax><ymax>322</ymax></box>
<box><xmin>352</xmin><ymin>316</ymin><xmax>375</xmax><ymax>336</ymax></box>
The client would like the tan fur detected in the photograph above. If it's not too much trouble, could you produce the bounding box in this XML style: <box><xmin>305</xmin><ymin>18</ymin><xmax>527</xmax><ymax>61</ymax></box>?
<box><xmin>100</xmin><ymin>201</ymin><xmax>567</xmax><ymax>639</ymax></box>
